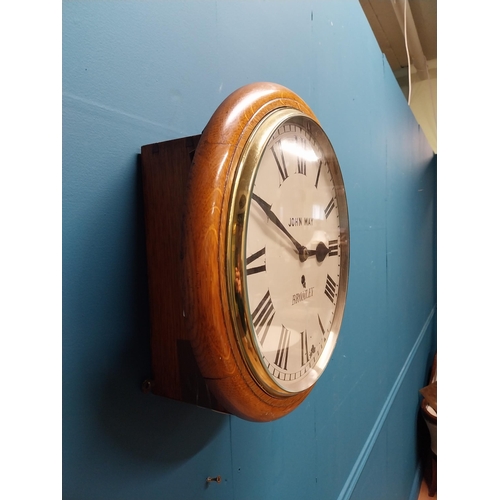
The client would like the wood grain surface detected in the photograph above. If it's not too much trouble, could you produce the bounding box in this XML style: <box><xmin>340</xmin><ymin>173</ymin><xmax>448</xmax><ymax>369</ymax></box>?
<box><xmin>182</xmin><ymin>83</ymin><xmax>319</xmax><ymax>421</ymax></box>
<box><xmin>141</xmin><ymin>136</ymin><xmax>227</xmax><ymax>413</ymax></box>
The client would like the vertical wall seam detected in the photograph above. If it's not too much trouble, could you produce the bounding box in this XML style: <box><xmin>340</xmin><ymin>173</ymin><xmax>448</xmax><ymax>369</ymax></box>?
<box><xmin>384</xmin><ymin>56</ymin><xmax>391</xmax><ymax>494</ymax></box>
<box><xmin>336</xmin><ymin>305</ymin><xmax>436</xmax><ymax>500</ymax></box>
<box><xmin>229</xmin><ymin>416</ymin><xmax>235</xmax><ymax>499</ymax></box>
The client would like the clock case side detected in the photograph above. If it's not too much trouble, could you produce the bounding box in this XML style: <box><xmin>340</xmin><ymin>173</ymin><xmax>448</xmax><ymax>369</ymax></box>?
<box><xmin>182</xmin><ymin>83</ymin><xmax>321</xmax><ymax>422</ymax></box>
<box><xmin>140</xmin><ymin>136</ymin><xmax>228</xmax><ymax>414</ymax></box>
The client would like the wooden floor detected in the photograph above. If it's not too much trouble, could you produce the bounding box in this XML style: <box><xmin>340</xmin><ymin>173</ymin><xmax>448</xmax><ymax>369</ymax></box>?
<box><xmin>418</xmin><ymin>479</ymin><xmax>436</xmax><ymax>500</ymax></box>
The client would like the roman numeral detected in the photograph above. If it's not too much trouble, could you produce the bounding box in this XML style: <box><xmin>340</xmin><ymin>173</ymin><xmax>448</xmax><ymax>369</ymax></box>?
<box><xmin>300</xmin><ymin>331</ymin><xmax>309</xmax><ymax>366</ymax></box>
<box><xmin>275</xmin><ymin>326</ymin><xmax>291</xmax><ymax>370</ymax></box>
<box><xmin>318</xmin><ymin>314</ymin><xmax>325</xmax><ymax>336</ymax></box>
<box><xmin>246</xmin><ymin>247</ymin><xmax>266</xmax><ymax>275</ymax></box>
<box><xmin>271</xmin><ymin>141</ymin><xmax>288</xmax><ymax>183</ymax></box>
<box><xmin>325</xmin><ymin>274</ymin><xmax>337</xmax><ymax>303</ymax></box>
<box><xmin>314</xmin><ymin>160</ymin><xmax>322</xmax><ymax>188</ymax></box>
<box><xmin>324</xmin><ymin>197</ymin><xmax>335</xmax><ymax>219</ymax></box>
<box><xmin>328</xmin><ymin>239</ymin><xmax>339</xmax><ymax>256</ymax></box>
<box><xmin>296</xmin><ymin>136</ymin><xmax>307</xmax><ymax>175</ymax></box>
<box><xmin>251</xmin><ymin>290</ymin><xmax>275</xmax><ymax>343</ymax></box>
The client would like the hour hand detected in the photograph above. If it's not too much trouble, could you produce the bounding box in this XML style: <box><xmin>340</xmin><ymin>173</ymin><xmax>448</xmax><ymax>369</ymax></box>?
<box><xmin>305</xmin><ymin>242</ymin><xmax>329</xmax><ymax>263</ymax></box>
<box><xmin>251</xmin><ymin>193</ymin><xmax>309</xmax><ymax>262</ymax></box>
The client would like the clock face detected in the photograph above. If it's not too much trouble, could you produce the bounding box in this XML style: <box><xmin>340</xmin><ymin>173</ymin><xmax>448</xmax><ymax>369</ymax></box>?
<box><xmin>228</xmin><ymin>109</ymin><xmax>349</xmax><ymax>395</ymax></box>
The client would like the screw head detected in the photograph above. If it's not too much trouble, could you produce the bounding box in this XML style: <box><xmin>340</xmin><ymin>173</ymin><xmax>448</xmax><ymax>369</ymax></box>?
<box><xmin>141</xmin><ymin>379</ymin><xmax>153</xmax><ymax>394</ymax></box>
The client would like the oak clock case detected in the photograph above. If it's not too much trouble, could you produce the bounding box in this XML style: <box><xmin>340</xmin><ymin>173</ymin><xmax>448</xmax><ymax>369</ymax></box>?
<box><xmin>141</xmin><ymin>82</ymin><xmax>349</xmax><ymax>422</ymax></box>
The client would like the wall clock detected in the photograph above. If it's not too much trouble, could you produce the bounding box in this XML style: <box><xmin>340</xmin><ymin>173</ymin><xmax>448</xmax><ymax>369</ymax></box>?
<box><xmin>141</xmin><ymin>82</ymin><xmax>349</xmax><ymax>422</ymax></box>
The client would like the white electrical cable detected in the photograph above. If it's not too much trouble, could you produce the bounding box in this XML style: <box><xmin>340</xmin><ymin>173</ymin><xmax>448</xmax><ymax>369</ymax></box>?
<box><xmin>404</xmin><ymin>0</ymin><xmax>412</xmax><ymax>105</ymax></box>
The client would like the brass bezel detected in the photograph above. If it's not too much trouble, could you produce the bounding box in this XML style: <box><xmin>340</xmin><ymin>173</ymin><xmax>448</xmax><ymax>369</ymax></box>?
<box><xmin>226</xmin><ymin>108</ymin><xmax>350</xmax><ymax>397</ymax></box>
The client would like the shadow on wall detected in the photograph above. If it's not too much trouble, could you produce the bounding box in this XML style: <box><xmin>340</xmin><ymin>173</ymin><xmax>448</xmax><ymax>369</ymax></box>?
<box><xmin>93</xmin><ymin>156</ymin><xmax>228</xmax><ymax>465</ymax></box>
<box><xmin>96</xmin><ymin>357</ymin><xmax>228</xmax><ymax>465</ymax></box>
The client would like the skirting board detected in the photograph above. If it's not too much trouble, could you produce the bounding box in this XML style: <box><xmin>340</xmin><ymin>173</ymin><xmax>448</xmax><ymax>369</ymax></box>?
<box><xmin>337</xmin><ymin>305</ymin><xmax>436</xmax><ymax>500</ymax></box>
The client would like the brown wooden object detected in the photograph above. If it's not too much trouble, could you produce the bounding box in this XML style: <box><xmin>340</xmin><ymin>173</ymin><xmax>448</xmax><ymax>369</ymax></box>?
<box><xmin>142</xmin><ymin>83</ymin><xmax>325</xmax><ymax>422</ymax></box>
<box><xmin>419</xmin><ymin>381</ymin><xmax>437</xmax><ymax>413</ymax></box>
<box><xmin>141</xmin><ymin>135</ymin><xmax>227</xmax><ymax>413</ymax></box>
<box><xmin>182</xmin><ymin>83</ymin><xmax>319</xmax><ymax>421</ymax></box>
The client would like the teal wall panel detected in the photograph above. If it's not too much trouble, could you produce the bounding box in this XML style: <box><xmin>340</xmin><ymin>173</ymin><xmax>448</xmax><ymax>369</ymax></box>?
<box><xmin>63</xmin><ymin>1</ymin><xmax>436</xmax><ymax>498</ymax></box>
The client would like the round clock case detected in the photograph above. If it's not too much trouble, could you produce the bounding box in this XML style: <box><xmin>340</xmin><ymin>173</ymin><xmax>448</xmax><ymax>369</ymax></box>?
<box><xmin>182</xmin><ymin>82</ymin><xmax>349</xmax><ymax>422</ymax></box>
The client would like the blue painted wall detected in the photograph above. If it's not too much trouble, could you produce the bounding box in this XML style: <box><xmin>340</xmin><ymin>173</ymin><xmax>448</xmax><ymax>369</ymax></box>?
<box><xmin>63</xmin><ymin>1</ymin><xmax>436</xmax><ymax>499</ymax></box>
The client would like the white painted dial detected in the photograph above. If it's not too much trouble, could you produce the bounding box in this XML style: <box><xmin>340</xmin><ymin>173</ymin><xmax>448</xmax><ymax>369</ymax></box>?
<box><xmin>244</xmin><ymin>115</ymin><xmax>346</xmax><ymax>393</ymax></box>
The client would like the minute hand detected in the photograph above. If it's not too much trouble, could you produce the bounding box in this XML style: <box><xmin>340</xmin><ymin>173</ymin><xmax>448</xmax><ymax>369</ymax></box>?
<box><xmin>252</xmin><ymin>193</ymin><xmax>308</xmax><ymax>262</ymax></box>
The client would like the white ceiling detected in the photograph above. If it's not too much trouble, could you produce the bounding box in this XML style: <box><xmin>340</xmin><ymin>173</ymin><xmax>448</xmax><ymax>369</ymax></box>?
<box><xmin>359</xmin><ymin>0</ymin><xmax>437</xmax><ymax>152</ymax></box>
<box><xmin>359</xmin><ymin>0</ymin><xmax>437</xmax><ymax>93</ymax></box>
